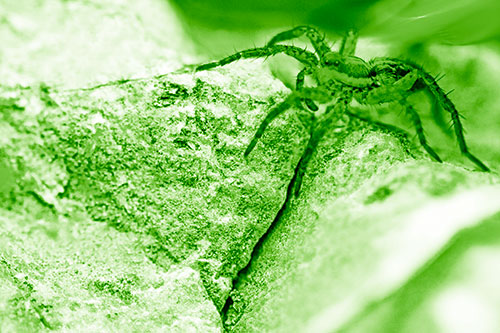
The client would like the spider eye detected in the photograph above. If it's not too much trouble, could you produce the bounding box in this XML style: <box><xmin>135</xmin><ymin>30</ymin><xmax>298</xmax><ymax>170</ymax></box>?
<box><xmin>325</xmin><ymin>59</ymin><xmax>341</xmax><ymax>67</ymax></box>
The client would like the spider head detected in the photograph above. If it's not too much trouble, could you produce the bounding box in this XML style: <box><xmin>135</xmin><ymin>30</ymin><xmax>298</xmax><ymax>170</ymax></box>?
<box><xmin>322</xmin><ymin>52</ymin><xmax>343</xmax><ymax>69</ymax></box>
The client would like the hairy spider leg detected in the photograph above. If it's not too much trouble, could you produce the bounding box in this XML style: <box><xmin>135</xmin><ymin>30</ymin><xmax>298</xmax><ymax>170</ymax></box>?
<box><xmin>293</xmin><ymin>114</ymin><xmax>318</xmax><ymax>196</ymax></box>
<box><xmin>339</xmin><ymin>29</ymin><xmax>359</xmax><ymax>56</ymax></box>
<box><xmin>364</xmin><ymin>70</ymin><xmax>419</xmax><ymax>104</ymax></box>
<box><xmin>409</xmin><ymin>70</ymin><xmax>452</xmax><ymax>137</ymax></box>
<box><xmin>266</xmin><ymin>26</ymin><xmax>331</xmax><ymax>61</ymax></box>
<box><xmin>245</xmin><ymin>87</ymin><xmax>333</xmax><ymax>157</ymax></box>
<box><xmin>422</xmin><ymin>87</ymin><xmax>452</xmax><ymax>137</ymax></box>
<box><xmin>296</xmin><ymin>67</ymin><xmax>319</xmax><ymax>111</ymax></box>
<box><xmin>345</xmin><ymin>109</ymin><xmax>411</xmax><ymax>139</ymax></box>
<box><xmin>416</xmin><ymin>67</ymin><xmax>490</xmax><ymax>171</ymax></box>
<box><xmin>359</xmin><ymin>69</ymin><xmax>443</xmax><ymax>161</ymax></box>
<box><xmin>371</xmin><ymin>58</ymin><xmax>489</xmax><ymax>171</ymax></box>
<box><xmin>196</xmin><ymin>45</ymin><xmax>319</xmax><ymax>72</ymax></box>
<box><xmin>348</xmin><ymin>102</ymin><xmax>442</xmax><ymax>163</ymax></box>
<box><xmin>403</xmin><ymin>101</ymin><xmax>443</xmax><ymax>162</ymax></box>
<box><xmin>293</xmin><ymin>97</ymin><xmax>349</xmax><ymax>196</ymax></box>
<box><xmin>245</xmin><ymin>96</ymin><xmax>296</xmax><ymax>157</ymax></box>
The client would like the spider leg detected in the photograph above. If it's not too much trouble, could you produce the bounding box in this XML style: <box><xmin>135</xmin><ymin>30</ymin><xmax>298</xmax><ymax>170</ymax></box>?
<box><xmin>296</xmin><ymin>67</ymin><xmax>319</xmax><ymax>111</ymax></box>
<box><xmin>293</xmin><ymin>115</ymin><xmax>319</xmax><ymax>197</ymax></box>
<box><xmin>402</xmin><ymin>101</ymin><xmax>443</xmax><ymax>162</ymax></box>
<box><xmin>266</xmin><ymin>26</ymin><xmax>331</xmax><ymax>61</ymax></box>
<box><xmin>422</xmin><ymin>87</ymin><xmax>452</xmax><ymax>137</ymax></box>
<box><xmin>244</xmin><ymin>95</ymin><xmax>297</xmax><ymax>157</ymax></box>
<box><xmin>345</xmin><ymin>108</ymin><xmax>411</xmax><ymax>139</ymax></box>
<box><xmin>293</xmin><ymin>97</ymin><xmax>350</xmax><ymax>196</ymax></box>
<box><xmin>196</xmin><ymin>45</ymin><xmax>319</xmax><ymax>72</ymax></box>
<box><xmin>358</xmin><ymin>70</ymin><xmax>442</xmax><ymax>161</ymax></box>
<box><xmin>370</xmin><ymin>58</ymin><xmax>489</xmax><ymax>171</ymax></box>
<box><xmin>349</xmin><ymin>101</ymin><xmax>442</xmax><ymax>162</ymax></box>
<box><xmin>416</xmin><ymin>69</ymin><xmax>490</xmax><ymax>171</ymax></box>
<box><xmin>245</xmin><ymin>87</ymin><xmax>333</xmax><ymax>158</ymax></box>
<box><xmin>365</xmin><ymin>71</ymin><xmax>419</xmax><ymax>104</ymax></box>
<box><xmin>339</xmin><ymin>29</ymin><xmax>359</xmax><ymax>56</ymax></box>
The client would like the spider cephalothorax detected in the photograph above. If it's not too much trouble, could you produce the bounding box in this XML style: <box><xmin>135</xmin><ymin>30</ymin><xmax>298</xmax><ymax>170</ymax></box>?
<box><xmin>196</xmin><ymin>26</ymin><xmax>489</xmax><ymax>196</ymax></box>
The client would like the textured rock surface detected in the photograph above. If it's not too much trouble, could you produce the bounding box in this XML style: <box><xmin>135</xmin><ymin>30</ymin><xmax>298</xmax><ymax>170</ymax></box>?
<box><xmin>0</xmin><ymin>60</ymin><xmax>301</xmax><ymax>327</ymax></box>
<box><xmin>0</xmin><ymin>207</ymin><xmax>222</xmax><ymax>332</ymax></box>
<box><xmin>1</xmin><ymin>0</ymin><xmax>297</xmax><ymax>330</ymax></box>
<box><xmin>225</xmin><ymin>156</ymin><xmax>500</xmax><ymax>331</ymax></box>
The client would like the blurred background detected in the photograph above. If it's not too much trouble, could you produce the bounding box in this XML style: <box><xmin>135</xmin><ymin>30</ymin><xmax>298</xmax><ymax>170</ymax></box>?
<box><xmin>169</xmin><ymin>0</ymin><xmax>500</xmax><ymax>54</ymax></box>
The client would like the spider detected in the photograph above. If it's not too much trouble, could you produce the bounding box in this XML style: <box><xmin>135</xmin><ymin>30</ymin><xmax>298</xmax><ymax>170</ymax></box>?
<box><xmin>196</xmin><ymin>26</ymin><xmax>490</xmax><ymax>196</ymax></box>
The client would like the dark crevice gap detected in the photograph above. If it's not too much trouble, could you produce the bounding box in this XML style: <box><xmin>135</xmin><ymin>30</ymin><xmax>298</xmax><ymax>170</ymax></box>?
<box><xmin>220</xmin><ymin>155</ymin><xmax>304</xmax><ymax>325</ymax></box>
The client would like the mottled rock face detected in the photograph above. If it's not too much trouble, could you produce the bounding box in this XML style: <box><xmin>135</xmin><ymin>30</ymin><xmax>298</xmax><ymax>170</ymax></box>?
<box><xmin>225</xmin><ymin>159</ymin><xmax>500</xmax><ymax>331</ymax></box>
<box><xmin>0</xmin><ymin>64</ymin><xmax>298</xmax><ymax>327</ymax></box>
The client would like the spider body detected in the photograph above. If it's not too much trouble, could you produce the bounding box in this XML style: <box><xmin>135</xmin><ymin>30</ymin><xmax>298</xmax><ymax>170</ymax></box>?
<box><xmin>196</xmin><ymin>26</ymin><xmax>489</xmax><ymax>196</ymax></box>
<box><xmin>320</xmin><ymin>54</ymin><xmax>371</xmax><ymax>81</ymax></box>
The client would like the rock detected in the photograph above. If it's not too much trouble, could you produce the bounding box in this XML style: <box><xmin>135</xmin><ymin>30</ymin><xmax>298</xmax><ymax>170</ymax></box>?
<box><xmin>0</xmin><ymin>208</ymin><xmax>222</xmax><ymax>332</ymax></box>
<box><xmin>0</xmin><ymin>60</ymin><xmax>300</xmax><ymax>329</ymax></box>
<box><xmin>224</xmin><ymin>151</ymin><xmax>500</xmax><ymax>331</ymax></box>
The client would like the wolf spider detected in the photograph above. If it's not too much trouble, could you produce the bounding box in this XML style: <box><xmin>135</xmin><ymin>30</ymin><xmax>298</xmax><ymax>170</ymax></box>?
<box><xmin>196</xmin><ymin>26</ymin><xmax>489</xmax><ymax>196</ymax></box>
